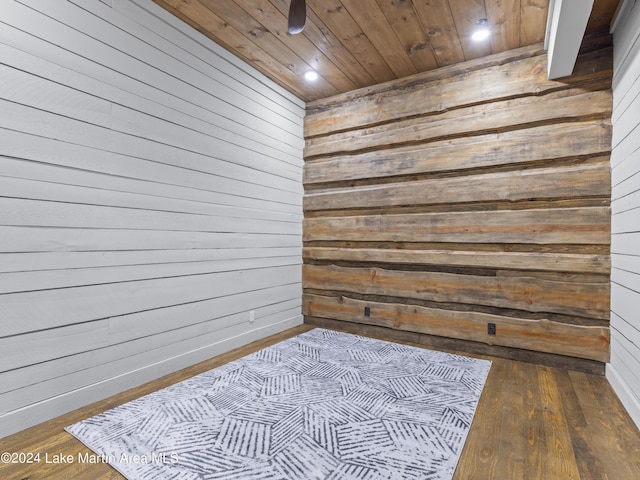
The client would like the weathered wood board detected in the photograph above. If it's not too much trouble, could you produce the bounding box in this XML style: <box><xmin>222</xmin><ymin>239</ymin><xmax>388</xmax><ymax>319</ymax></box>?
<box><xmin>303</xmin><ymin>294</ymin><xmax>610</xmax><ymax>362</ymax></box>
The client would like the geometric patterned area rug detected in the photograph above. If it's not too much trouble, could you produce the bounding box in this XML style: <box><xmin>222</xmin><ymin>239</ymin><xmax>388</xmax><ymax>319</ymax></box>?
<box><xmin>66</xmin><ymin>328</ymin><xmax>491</xmax><ymax>480</ymax></box>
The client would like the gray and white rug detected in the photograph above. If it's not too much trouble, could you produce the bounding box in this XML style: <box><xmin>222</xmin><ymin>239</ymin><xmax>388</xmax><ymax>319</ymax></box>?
<box><xmin>66</xmin><ymin>328</ymin><xmax>491</xmax><ymax>479</ymax></box>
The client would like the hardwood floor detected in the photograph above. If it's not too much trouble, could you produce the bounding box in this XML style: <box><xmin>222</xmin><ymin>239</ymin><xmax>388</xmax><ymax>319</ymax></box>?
<box><xmin>1</xmin><ymin>324</ymin><xmax>639</xmax><ymax>479</ymax></box>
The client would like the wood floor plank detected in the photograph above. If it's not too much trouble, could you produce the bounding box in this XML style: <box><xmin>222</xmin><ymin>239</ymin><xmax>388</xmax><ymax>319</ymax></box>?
<box><xmin>538</xmin><ymin>366</ymin><xmax>581</xmax><ymax>479</ymax></box>
<box><xmin>522</xmin><ymin>362</ymin><xmax>546</xmax><ymax>480</ymax></box>
<box><xmin>494</xmin><ymin>361</ymin><xmax>527</xmax><ymax>479</ymax></box>
<box><xmin>569</xmin><ymin>371</ymin><xmax>640</xmax><ymax>479</ymax></box>
<box><xmin>454</xmin><ymin>358</ymin><xmax>508</xmax><ymax>479</ymax></box>
<box><xmin>554</xmin><ymin>369</ymin><xmax>609</xmax><ymax>480</ymax></box>
<box><xmin>1</xmin><ymin>325</ymin><xmax>639</xmax><ymax>480</ymax></box>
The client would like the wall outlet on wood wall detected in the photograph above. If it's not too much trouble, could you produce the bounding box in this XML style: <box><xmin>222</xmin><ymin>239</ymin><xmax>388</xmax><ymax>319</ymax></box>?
<box><xmin>488</xmin><ymin>323</ymin><xmax>496</xmax><ymax>335</ymax></box>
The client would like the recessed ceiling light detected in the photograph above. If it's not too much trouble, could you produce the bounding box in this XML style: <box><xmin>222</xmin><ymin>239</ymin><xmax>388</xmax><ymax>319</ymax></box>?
<box><xmin>304</xmin><ymin>70</ymin><xmax>319</xmax><ymax>82</ymax></box>
<box><xmin>472</xmin><ymin>18</ymin><xmax>490</xmax><ymax>42</ymax></box>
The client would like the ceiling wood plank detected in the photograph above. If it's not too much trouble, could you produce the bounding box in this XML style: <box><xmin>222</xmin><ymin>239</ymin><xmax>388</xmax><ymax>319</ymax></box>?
<box><xmin>154</xmin><ymin>0</ymin><xmax>336</xmax><ymax>99</ymax></box>
<box><xmin>521</xmin><ymin>0</ymin><xmax>550</xmax><ymax>45</ymax></box>
<box><xmin>195</xmin><ymin>0</ymin><xmax>341</xmax><ymax>94</ymax></box>
<box><xmin>339</xmin><ymin>0</ymin><xmax>419</xmax><ymax>77</ymax></box>
<box><xmin>232</xmin><ymin>0</ymin><xmax>357</xmax><ymax>92</ymax></box>
<box><xmin>153</xmin><ymin>0</ymin><xmax>323</xmax><ymax>98</ymax></box>
<box><xmin>268</xmin><ymin>0</ymin><xmax>376</xmax><ymax>87</ymax></box>
<box><xmin>486</xmin><ymin>0</ymin><xmax>522</xmax><ymax>52</ymax></box>
<box><xmin>306</xmin><ymin>0</ymin><xmax>397</xmax><ymax>84</ymax></box>
<box><xmin>447</xmin><ymin>0</ymin><xmax>492</xmax><ymax>60</ymax></box>
<box><xmin>412</xmin><ymin>0</ymin><xmax>466</xmax><ymax>67</ymax></box>
<box><xmin>374</xmin><ymin>0</ymin><xmax>439</xmax><ymax>72</ymax></box>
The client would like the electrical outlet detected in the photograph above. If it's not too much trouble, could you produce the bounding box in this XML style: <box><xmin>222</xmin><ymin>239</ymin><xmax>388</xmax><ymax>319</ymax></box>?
<box><xmin>488</xmin><ymin>323</ymin><xmax>496</xmax><ymax>335</ymax></box>
<box><xmin>364</xmin><ymin>307</ymin><xmax>371</xmax><ymax>317</ymax></box>
<box><xmin>249</xmin><ymin>310</ymin><xmax>255</xmax><ymax>323</ymax></box>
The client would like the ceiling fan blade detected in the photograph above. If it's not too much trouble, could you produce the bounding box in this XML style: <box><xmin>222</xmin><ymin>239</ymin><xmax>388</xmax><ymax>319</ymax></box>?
<box><xmin>288</xmin><ymin>0</ymin><xmax>306</xmax><ymax>34</ymax></box>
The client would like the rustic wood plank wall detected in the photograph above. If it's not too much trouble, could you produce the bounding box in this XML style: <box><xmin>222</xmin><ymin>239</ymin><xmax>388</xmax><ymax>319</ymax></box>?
<box><xmin>302</xmin><ymin>34</ymin><xmax>613</xmax><ymax>365</ymax></box>
<box><xmin>0</xmin><ymin>0</ymin><xmax>304</xmax><ymax>437</ymax></box>
<box><xmin>609</xmin><ymin>0</ymin><xmax>640</xmax><ymax>428</ymax></box>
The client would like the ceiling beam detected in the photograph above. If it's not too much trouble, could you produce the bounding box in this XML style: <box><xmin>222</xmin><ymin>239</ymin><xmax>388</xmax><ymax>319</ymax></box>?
<box><xmin>545</xmin><ymin>0</ymin><xmax>595</xmax><ymax>79</ymax></box>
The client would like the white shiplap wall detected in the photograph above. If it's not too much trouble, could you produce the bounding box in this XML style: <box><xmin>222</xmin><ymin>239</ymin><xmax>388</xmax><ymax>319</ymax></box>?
<box><xmin>609</xmin><ymin>0</ymin><xmax>640</xmax><ymax>429</ymax></box>
<box><xmin>0</xmin><ymin>0</ymin><xmax>304</xmax><ymax>437</ymax></box>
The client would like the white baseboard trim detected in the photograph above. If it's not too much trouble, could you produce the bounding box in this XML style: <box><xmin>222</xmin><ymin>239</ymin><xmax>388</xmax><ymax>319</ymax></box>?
<box><xmin>606</xmin><ymin>363</ymin><xmax>640</xmax><ymax>430</ymax></box>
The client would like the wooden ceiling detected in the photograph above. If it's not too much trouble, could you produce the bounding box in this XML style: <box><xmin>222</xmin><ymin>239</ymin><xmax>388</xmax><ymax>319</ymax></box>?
<box><xmin>154</xmin><ymin>0</ymin><xmax>620</xmax><ymax>102</ymax></box>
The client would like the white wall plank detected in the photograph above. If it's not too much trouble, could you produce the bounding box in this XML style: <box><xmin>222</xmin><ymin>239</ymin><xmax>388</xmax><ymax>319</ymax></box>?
<box><xmin>610</xmin><ymin>0</ymin><xmax>640</xmax><ymax>429</ymax></box>
<box><xmin>611</xmin><ymin>206</ymin><xmax>640</xmax><ymax>234</ymax></box>
<box><xmin>1</xmin><ymin>0</ymin><xmax>303</xmax><ymax>161</ymax></box>
<box><xmin>34</xmin><ymin>0</ymin><xmax>303</xmax><ymax>148</ymax></box>
<box><xmin>610</xmin><ymin>116</ymin><xmax>640</xmax><ymax>168</ymax></box>
<box><xmin>0</xmin><ymin>198</ymin><xmax>302</xmax><ymax>235</ymax></box>
<box><xmin>611</xmin><ymin>233</ymin><xmax>640</xmax><ymax>257</ymax></box>
<box><xmin>111</xmin><ymin>0</ymin><xmax>304</xmax><ymax>119</ymax></box>
<box><xmin>0</xmin><ymin>64</ymin><xmax>112</xmax><ymax>127</ymax></box>
<box><xmin>0</xmin><ymin>291</ymin><xmax>301</xmax><ymax>386</ymax></box>
<box><xmin>0</xmin><ymin>101</ymin><xmax>302</xmax><ymax>202</ymax></box>
<box><xmin>0</xmin><ymin>0</ymin><xmax>303</xmax><ymax>437</ymax></box>
<box><xmin>0</xmin><ymin>174</ymin><xmax>301</xmax><ymax>223</ymax></box>
<box><xmin>1</xmin><ymin>286</ymin><xmax>300</xmax><ymax>393</ymax></box>
<box><xmin>0</xmin><ymin>248</ymin><xmax>301</xmax><ymax>273</ymax></box>
<box><xmin>612</xmin><ymin>154</ymin><xmax>640</xmax><ymax>190</ymax></box>
<box><xmin>0</xmin><ymin>40</ymin><xmax>302</xmax><ymax>161</ymax></box>
<box><xmin>0</xmin><ymin>263</ymin><xmax>301</xmax><ymax>336</ymax></box>
<box><xmin>0</xmin><ymin>321</ymin><xmax>110</xmax><ymax>373</ymax></box>
<box><xmin>613</xmin><ymin>0</ymin><xmax>640</xmax><ymax>99</ymax></box>
<box><xmin>612</xmin><ymin>189</ymin><xmax>640</xmax><ymax>215</ymax></box>
<box><xmin>0</xmin><ymin>298</ymin><xmax>301</xmax><ymax>395</ymax></box>
<box><xmin>0</xmin><ymin>307</ymin><xmax>301</xmax><ymax>414</ymax></box>
<box><xmin>611</xmin><ymin>273</ymin><xmax>640</xmax><ymax>323</ymax></box>
<box><xmin>0</xmin><ymin>198</ymin><xmax>301</xmax><ymax>235</ymax></box>
<box><xmin>612</xmin><ymin>156</ymin><xmax>640</xmax><ymax>199</ymax></box>
<box><xmin>609</xmin><ymin>334</ymin><xmax>640</xmax><ymax>405</ymax></box>
<box><xmin>0</xmin><ymin>256</ymin><xmax>301</xmax><ymax>294</ymax></box>
<box><xmin>0</xmin><ymin>135</ymin><xmax>302</xmax><ymax>214</ymax></box>
<box><xmin>611</xmin><ymin>312</ymin><xmax>640</xmax><ymax>355</ymax></box>
<box><xmin>0</xmin><ymin>227</ymin><xmax>301</xmax><ymax>253</ymax></box>
<box><xmin>0</xmin><ymin>314</ymin><xmax>302</xmax><ymax>438</ymax></box>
